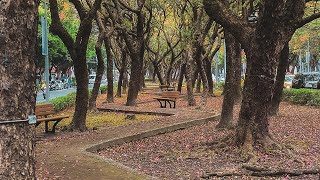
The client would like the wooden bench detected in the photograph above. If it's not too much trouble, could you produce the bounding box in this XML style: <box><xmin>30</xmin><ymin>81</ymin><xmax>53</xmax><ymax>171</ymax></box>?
<box><xmin>35</xmin><ymin>104</ymin><xmax>69</xmax><ymax>133</ymax></box>
<box><xmin>154</xmin><ymin>91</ymin><xmax>180</xmax><ymax>108</ymax></box>
<box><xmin>159</xmin><ymin>84</ymin><xmax>175</xmax><ymax>91</ymax></box>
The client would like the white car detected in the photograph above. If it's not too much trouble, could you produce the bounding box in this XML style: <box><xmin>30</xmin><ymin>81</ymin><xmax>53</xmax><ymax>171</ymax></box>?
<box><xmin>89</xmin><ymin>74</ymin><xmax>107</xmax><ymax>84</ymax></box>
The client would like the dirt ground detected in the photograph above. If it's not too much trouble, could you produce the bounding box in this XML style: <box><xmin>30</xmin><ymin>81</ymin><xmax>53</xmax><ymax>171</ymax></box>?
<box><xmin>35</xmin><ymin>87</ymin><xmax>320</xmax><ymax>179</ymax></box>
<box><xmin>98</xmin><ymin>97</ymin><xmax>320</xmax><ymax>179</ymax></box>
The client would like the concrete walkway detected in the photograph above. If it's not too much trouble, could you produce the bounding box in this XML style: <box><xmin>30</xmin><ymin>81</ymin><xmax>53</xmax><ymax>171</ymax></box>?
<box><xmin>36</xmin><ymin>104</ymin><xmax>219</xmax><ymax>180</ymax></box>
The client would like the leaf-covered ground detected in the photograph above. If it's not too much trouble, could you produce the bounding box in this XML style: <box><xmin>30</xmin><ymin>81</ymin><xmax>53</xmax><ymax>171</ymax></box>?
<box><xmin>99</xmin><ymin>98</ymin><xmax>320</xmax><ymax>179</ymax></box>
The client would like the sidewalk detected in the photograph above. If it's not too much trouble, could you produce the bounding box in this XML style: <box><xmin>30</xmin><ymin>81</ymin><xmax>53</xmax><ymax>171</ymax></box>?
<box><xmin>36</xmin><ymin>103</ymin><xmax>219</xmax><ymax>179</ymax></box>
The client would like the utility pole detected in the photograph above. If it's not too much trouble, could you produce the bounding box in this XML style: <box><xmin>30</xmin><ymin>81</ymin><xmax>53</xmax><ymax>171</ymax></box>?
<box><xmin>41</xmin><ymin>1</ymin><xmax>50</xmax><ymax>102</ymax></box>
<box><xmin>306</xmin><ymin>38</ymin><xmax>310</xmax><ymax>72</ymax></box>
<box><xmin>299</xmin><ymin>50</ymin><xmax>302</xmax><ymax>73</ymax></box>
<box><xmin>223</xmin><ymin>39</ymin><xmax>226</xmax><ymax>81</ymax></box>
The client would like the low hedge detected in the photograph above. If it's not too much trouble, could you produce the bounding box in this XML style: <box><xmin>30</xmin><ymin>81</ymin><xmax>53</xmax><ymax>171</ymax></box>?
<box><xmin>50</xmin><ymin>92</ymin><xmax>76</xmax><ymax>111</ymax></box>
<box><xmin>43</xmin><ymin>85</ymin><xmax>108</xmax><ymax>111</ymax></box>
<box><xmin>282</xmin><ymin>88</ymin><xmax>320</xmax><ymax>106</ymax></box>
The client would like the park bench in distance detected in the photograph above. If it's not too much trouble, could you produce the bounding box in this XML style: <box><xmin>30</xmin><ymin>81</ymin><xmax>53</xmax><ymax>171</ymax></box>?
<box><xmin>35</xmin><ymin>104</ymin><xmax>69</xmax><ymax>133</ymax></box>
<box><xmin>154</xmin><ymin>91</ymin><xmax>180</xmax><ymax>108</ymax></box>
<box><xmin>159</xmin><ymin>83</ymin><xmax>176</xmax><ymax>91</ymax></box>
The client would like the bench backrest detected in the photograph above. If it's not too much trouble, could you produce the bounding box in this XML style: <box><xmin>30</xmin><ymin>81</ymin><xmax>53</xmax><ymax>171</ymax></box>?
<box><xmin>36</xmin><ymin>104</ymin><xmax>55</xmax><ymax>116</ymax></box>
<box><xmin>161</xmin><ymin>91</ymin><xmax>180</xmax><ymax>98</ymax></box>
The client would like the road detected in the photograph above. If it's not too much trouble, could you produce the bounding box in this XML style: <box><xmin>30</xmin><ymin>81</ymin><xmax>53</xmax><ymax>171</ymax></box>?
<box><xmin>36</xmin><ymin>84</ymin><xmax>105</xmax><ymax>103</ymax></box>
<box><xmin>36</xmin><ymin>87</ymin><xmax>76</xmax><ymax>103</ymax></box>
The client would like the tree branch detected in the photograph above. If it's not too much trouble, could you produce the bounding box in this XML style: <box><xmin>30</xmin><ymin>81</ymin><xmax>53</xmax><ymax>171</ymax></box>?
<box><xmin>203</xmin><ymin>0</ymin><xmax>253</xmax><ymax>45</ymax></box>
<box><xmin>68</xmin><ymin>0</ymin><xmax>87</xmax><ymax>20</ymax></box>
<box><xmin>295</xmin><ymin>12</ymin><xmax>320</xmax><ymax>28</ymax></box>
<box><xmin>49</xmin><ymin>0</ymin><xmax>75</xmax><ymax>58</ymax></box>
<box><xmin>118</xmin><ymin>0</ymin><xmax>139</xmax><ymax>14</ymax></box>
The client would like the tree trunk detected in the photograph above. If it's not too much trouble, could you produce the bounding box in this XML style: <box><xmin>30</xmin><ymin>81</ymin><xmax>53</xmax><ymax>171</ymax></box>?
<box><xmin>89</xmin><ymin>32</ymin><xmax>105</xmax><ymax>110</ymax></box>
<box><xmin>105</xmin><ymin>37</ymin><xmax>114</xmax><ymax>103</ymax></box>
<box><xmin>270</xmin><ymin>43</ymin><xmax>289</xmax><ymax>115</ymax></box>
<box><xmin>196</xmin><ymin>74</ymin><xmax>201</xmax><ymax>93</ymax></box>
<box><xmin>126</xmin><ymin>53</ymin><xmax>143</xmax><ymax>106</ymax></box>
<box><xmin>0</xmin><ymin>1</ymin><xmax>38</xmax><ymax>178</ymax></box>
<box><xmin>49</xmin><ymin>0</ymin><xmax>102</xmax><ymax>131</ymax></box>
<box><xmin>217</xmin><ymin>31</ymin><xmax>241</xmax><ymax>128</ymax></box>
<box><xmin>116</xmin><ymin>49</ymin><xmax>127</xmax><ymax>97</ymax></box>
<box><xmin>204</xmin><ymin>58</ymin><xmax>214</xmax><ymax>95</ymax></box>
<box><xmin>153</xmin><ymin>61</ymin><xmax>165</xmax><ymax>85</ymax></box>
<box><xmin>177</xmin><ymin>63</ymin><xmax>186</xmax><ymax>92</ymax></box>
<box><xmin>236</xmin><ymin>41</ymin><xmax>282</xmax><ymax>146</ymax></box>
<box><xmin>234</xmin><ymin>50</ymin><xmax>242</xmax><ymax>103</ymax></box>
<box><xmin>70</xmin><ymin>52</ymin><xmax>89</xmax><ymax>131</ymax></box>
<box><xmin>122</xmin><ymin>71</ymin><xmax>128</xmax><ymax>94</ymax></box>
<box><xmin>140</xmin><ymin>69</ymin><xmax>146</xmax><ymax>89</ymax></box>
<box><xmin>185</xmin><ymin>51</ymin><xmax>196</xmax><ymax>106</ymax></box>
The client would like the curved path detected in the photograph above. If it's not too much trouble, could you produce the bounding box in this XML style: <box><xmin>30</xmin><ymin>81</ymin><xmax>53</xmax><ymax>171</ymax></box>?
<box><xmin>36</xmin><ymin>103</ymin><xmax>219</xmax><ymax>180</ymax></box>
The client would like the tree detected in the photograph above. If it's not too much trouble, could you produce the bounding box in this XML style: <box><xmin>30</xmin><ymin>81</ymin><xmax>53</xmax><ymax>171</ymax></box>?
<box><xmin>110</xmin><ymin>0</ymin><xmax>152</xmax><ymax>106</ymax></box>
<box><xmin>49</xmin><ymin>0</ymin><xmax>102</xmax><ymax>131</ymax></box>
<box><xmin>0</xmin><ymin>0</ymin><xmax>39</xmax><ymax>178</ymax></box>
<box><xmin>217</xmin><ymin>31</ymin><xmax>241</xmax><ymax>129</ymax></box>
<box><xmin>270</xmin><ymin>43</ymin><xmax>289</xmax><ymax>115</ymax></box>
<box><xmin>204</xmin><ymin>0</ymin><xmax>320</xmax><ymax>149</ymax></box>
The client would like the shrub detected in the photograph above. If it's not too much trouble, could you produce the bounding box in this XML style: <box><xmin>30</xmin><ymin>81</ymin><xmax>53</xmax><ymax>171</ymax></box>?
<box><xmin>100</xmin><ymin>85</ymin><xmax>107</xmax><ymax>94</ymax></box>
<box><xmin>282</xmin><ymin>88</ymin><xmax>320</xmax><ymax>106</ymax></box>
<box><xmin>214</xmin><ymin>82</ymin><xmax>225</xmax><ymax>91</ymax></box>
<box><xmin>50</xmin><ymin>92</ymin><xmax>76</xmax><ymax>111</ymax></box>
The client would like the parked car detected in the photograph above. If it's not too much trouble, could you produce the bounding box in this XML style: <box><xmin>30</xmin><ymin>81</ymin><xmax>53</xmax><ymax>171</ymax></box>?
<box><xmin>88</xmin><ymin>74</ymin><xmax>107</xmax><ymax>84</ymax></box>
<box><xmin>283</xmin><ymin>74</ymin><xmax>295</xmax><ymax>88</ymax></box>
<box><xmin>292</xmin><ymin>72</ymin><xmax>320</xmax><ymax>89</ymax></box>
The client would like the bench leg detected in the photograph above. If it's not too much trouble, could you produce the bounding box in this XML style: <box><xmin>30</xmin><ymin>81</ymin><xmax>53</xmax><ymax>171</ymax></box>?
<box><xmin>51</xmin><ymin>119</ymin><xmax>62</xmax><ymax>133</ymax></box>
<box><xmin>157</xmin><ymin>100</ymin><xmax>165</xmax><ymax>108</ymax></box>
<box><xmin>174</xmin><ymin>101</ymin><xmax>176</xmax><ymax>108</ymax></box>
<box><xmin>168</xmin><ymin>101</ymin><xmax>172</xmax><ymax>108</ymax></box>
<box><xmin>45</xmin><ymin>121</ymin><xmax>49</xmax><ymax>133</ymax></box>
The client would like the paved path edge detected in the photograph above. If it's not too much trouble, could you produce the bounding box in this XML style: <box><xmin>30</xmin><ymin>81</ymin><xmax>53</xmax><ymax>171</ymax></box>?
<box><xmin>79</xmin><ymin>113</ymin><xmax>220</xmax><ymax>179</ymax></box>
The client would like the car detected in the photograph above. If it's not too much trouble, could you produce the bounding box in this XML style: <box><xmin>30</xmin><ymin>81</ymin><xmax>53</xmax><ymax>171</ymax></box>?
<box><xmin>88</xmin><ymin>74</ymin><xmax>107</xmax><ymax>84</ymax></box>
<box><xmin>283</xmin><ymin>74</ymin><xmax>295</xmax><ymax>88</ymax></box>
<box><xmin>292</xmin><ymin>72</ymin><xmax>320</xmax><ymax>89</ymax></box>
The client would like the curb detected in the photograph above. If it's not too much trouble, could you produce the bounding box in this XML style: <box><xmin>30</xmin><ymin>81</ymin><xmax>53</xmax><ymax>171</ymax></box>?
<box><xmin>86</xmin><ymin>113</ymin><xmax>220</xmax><ymax>153</ymax></box>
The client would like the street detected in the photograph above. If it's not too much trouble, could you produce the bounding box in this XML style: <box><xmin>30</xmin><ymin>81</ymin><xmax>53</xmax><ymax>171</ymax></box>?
<box><xmin>36</xmin><ymin>84</ymin><xmax>105</xmax><ymax>103</ymax></box>
<box><xmin>36</xmin><ymin>87</ymin><xmax>76</xmax><ymax>103</ymax></box>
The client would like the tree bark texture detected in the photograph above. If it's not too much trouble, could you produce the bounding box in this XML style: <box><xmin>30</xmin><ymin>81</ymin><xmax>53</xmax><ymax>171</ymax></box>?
<box><xmin>218</xmin><ymin>31</ymin><xmax>241</xmax><ymax>128</ymax></box>
<box><xmin>116</xmin><ymin>48</ymin><xmax>127</xmax><ymax>97</ymax></box>
<box><xmin>204</xmin><ymin>58</ymin><xmax>214</xmax><ymax>95</ymax></box>
<box><xmin>0</xmin><ymin>1</ymin><xmax>39</xmax><ymax>179</ymax></box>
<box><xmin>105</xmin><ymin>37</ymin><xmax>114</xmax><ymax>103</ymax></box>
<box><xmin>177</xmin><ymin>63</ymin><xmax>186</xmax><ymax>92</ymax></box>
<box><xmin>270</xmin><ymin>43</ymin><xmax>289</xmax><ymax>115</ymax></box>
<box><xmin>185</xmin><ymin>50</ymin><xmax>196</xmax><ymax>106</ymax></box>
<box><xmin>196</xmin><ymin>75</ymin><xmax>201</xmax><ymax>93</ymax></box>
<box><xmin>122</xmin><ymin>71</ymin><xmax>128</xmax><ymax>94</ymax></box>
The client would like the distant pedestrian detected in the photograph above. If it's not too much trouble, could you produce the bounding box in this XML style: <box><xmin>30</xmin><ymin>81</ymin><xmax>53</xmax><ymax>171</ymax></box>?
<box><xmin>41</xmin><ymin>81</ymin><xmax>46</xmax><ymax>99</ymax></box>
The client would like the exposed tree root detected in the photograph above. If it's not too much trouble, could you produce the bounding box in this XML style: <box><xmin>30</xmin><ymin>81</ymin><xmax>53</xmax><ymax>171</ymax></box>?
<box><xmin>250</xmin><ymin>169</ymin><xmax>320</xmax><ymax>177</ymax></box>
<box><xmin>201</xmin><ymin>165</ymin><xmax>320</xmax><ymax>179</ymax></box>
<box><xmin>204</xmin><ymin>131</ymin><xmax>235</xmax><ymax>149</ymax></box>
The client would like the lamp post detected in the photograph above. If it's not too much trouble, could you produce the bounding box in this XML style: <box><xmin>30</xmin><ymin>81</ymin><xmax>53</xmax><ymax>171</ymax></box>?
<box><xmin>41</xmin><ymin>1</ymin><xmax>50</xmax><ymax>102</ymax></box>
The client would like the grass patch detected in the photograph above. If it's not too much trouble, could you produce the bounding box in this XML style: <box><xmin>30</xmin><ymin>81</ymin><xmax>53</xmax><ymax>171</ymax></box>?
<box><xmin>55</xmin><ymin>112</ymin><xmax>158</xmax><ymax>129</ymax></box>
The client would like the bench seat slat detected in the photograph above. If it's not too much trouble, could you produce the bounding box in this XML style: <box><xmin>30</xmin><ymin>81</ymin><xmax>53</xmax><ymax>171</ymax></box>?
<box><xmin>37</xmin><ymin>115</ymin><xmax>70</xmax><ymax>122</ymax></box>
